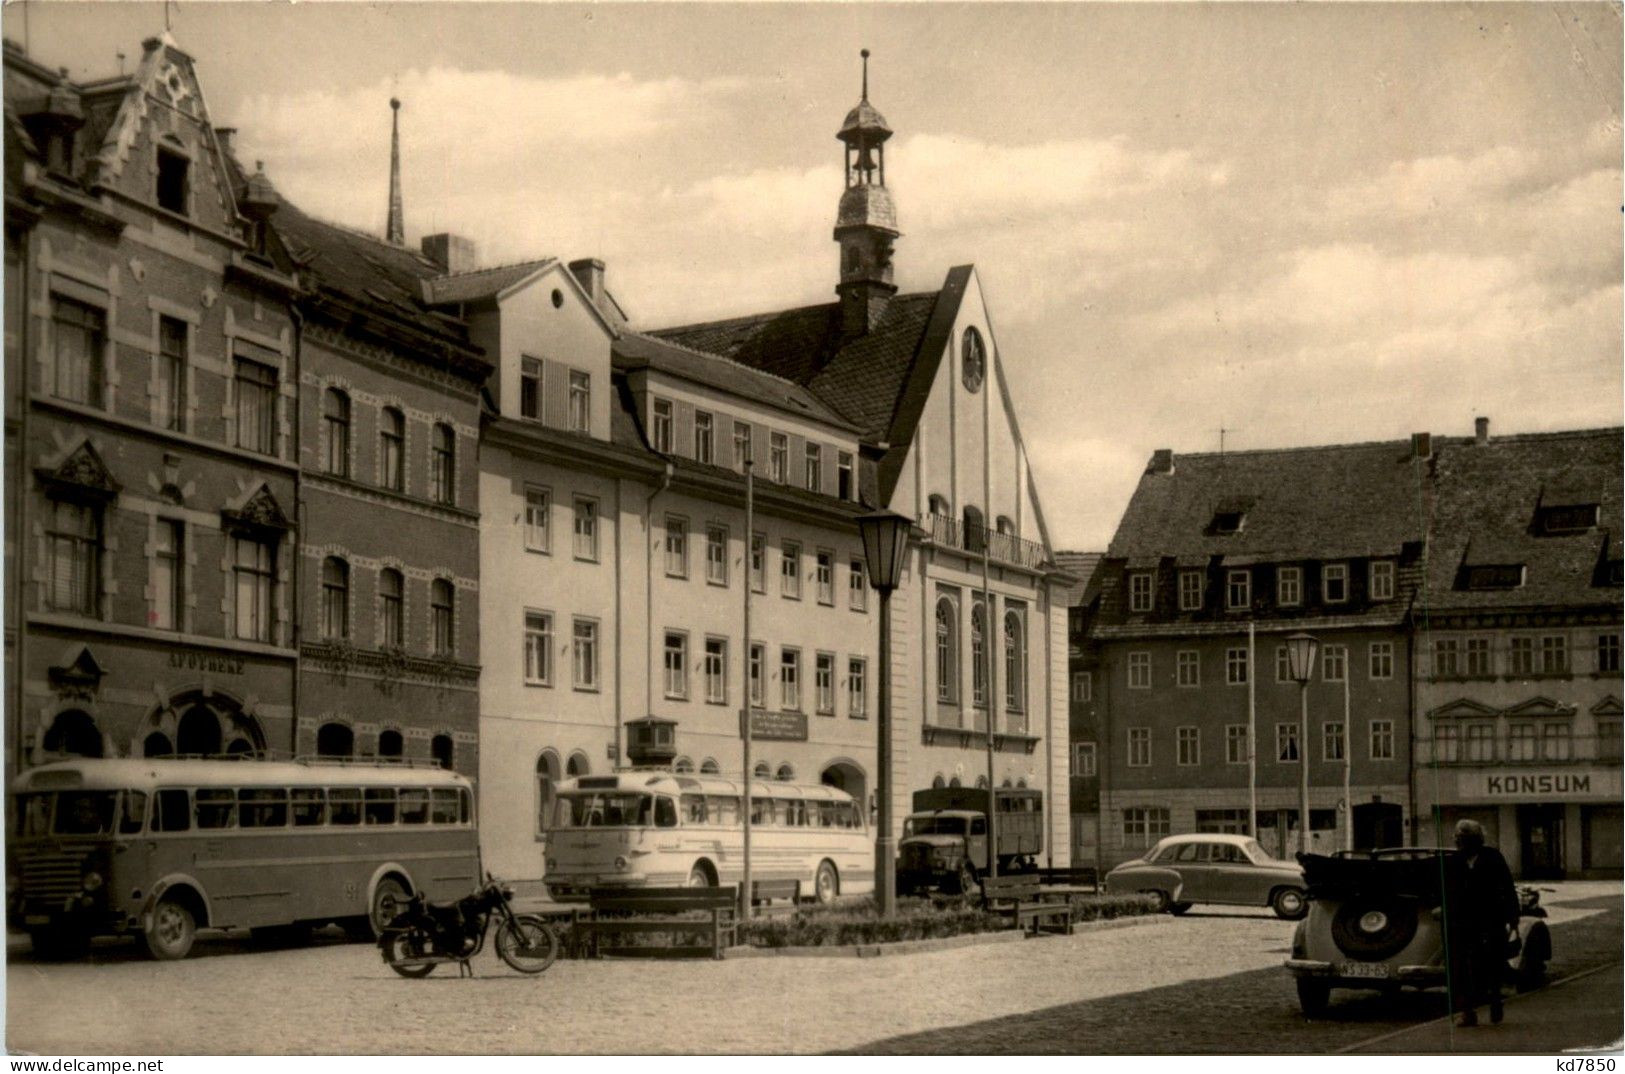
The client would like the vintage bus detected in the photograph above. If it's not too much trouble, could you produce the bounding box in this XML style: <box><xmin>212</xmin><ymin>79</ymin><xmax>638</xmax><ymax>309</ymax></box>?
<box><xmin>543</xmin><ymin>772</ymin><xmax>872</xmax><ymax>904</ymax></box>
<box><xmin>8</xmin><ymin>758</ymin><xmax>480</xmax><ymax>960</ymax></box>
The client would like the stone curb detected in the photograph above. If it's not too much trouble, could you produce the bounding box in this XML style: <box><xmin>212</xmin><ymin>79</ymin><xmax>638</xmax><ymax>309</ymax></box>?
<box><xmin>722</xmin><ymin>911</ymin><xmax>1165</xmax><ymax>959</ymax></box>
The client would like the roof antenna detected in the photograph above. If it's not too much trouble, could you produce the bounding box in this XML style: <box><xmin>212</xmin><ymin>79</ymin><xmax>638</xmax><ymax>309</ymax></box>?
<box><xmin>860</xmin><ymin>48</ymin><xmax>870</xmax><ymax>101</ymax></box>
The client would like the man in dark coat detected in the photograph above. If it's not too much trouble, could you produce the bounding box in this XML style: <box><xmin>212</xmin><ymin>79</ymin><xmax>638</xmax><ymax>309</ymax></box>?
<box><xmin>1445</xmin><ymin>819</ymin><xmax>1520</xmax><ymax>1026</ymax></box>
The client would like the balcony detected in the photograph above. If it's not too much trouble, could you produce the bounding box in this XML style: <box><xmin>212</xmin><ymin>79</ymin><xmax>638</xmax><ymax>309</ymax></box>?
<box><xmin>925</xmin><ymin>513</ymin><xmax>1049</xmax><ymax>571</ymax></box>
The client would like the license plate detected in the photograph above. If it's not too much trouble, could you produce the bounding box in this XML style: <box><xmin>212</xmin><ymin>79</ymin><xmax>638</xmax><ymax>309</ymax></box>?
<box><xmin>1338</xmin><ymin>961</ymin><xmax>1391</xmax><ymax>979</ymax></box>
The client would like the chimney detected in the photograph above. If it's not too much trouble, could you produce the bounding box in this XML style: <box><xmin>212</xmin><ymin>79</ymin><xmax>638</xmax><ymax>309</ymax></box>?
<box><xmin>1475</xmin><ymin>416</ymin><xmax>1490</xmax><ymax>445</ymax></box>
<box><xmin>569</xmin><ymin>258</ymin><xmax>605</xmax><ymax>305</ymax></box>
<box><xmin>213</xmin><ymin>127</ymin><xmax>236</xmax><ymax>157</ymax></box>
<box><xmin>1411</xmin><ymin>432</ymin><xmax>1432</xmax><ymax>459</ymax></box>
<box><xmin>1149</xmin><ymin>448</ymin><xmax>1175</xmax><ymax>475</ymax></box>
<box><xmin>421</xmin><ymin>233</ymin><xmax>476</xmax><ymax>275</ymax></box>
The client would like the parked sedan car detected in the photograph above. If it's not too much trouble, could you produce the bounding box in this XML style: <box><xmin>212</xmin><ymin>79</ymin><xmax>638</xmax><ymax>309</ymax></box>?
<box><xmin>1104</xmin><ymin>833</ymin><xmax>1308</xmax><ymax>919</ymax></box>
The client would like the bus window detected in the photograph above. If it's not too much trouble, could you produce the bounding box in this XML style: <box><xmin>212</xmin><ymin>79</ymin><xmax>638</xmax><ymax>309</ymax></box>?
<box><xmin>838</xmin><ymin>801</ymin><xmax>859</xmax><ymax>829</ymax></box>
<box><xmin>195</xmin><ymin>789</ymin><xmax>236</xmax><ymax>829</ymax></box>
<box><xmin>17</xmin><ymin>794</ymin><xmax>52</xmax><ymax>836</ymax></box>
<box><xmin>709</xmin><ymin>796</ymin><xmax>740</xmax><ymax>827</ymax></box>
<box><xmin>329</xmin><ymin>788</ymin><xmax>362</xmax><ymax>826</ymax></box>
<box><xmin>119</xmin><ymin>791</ymin><xmax>148</xmax><ymax>834</ymax></box>
<box><xmin>56</xmin><ymin>792</ymin><xmax>116</xmax><ymax>835</ymax></box>
<box><xmin>291</xmin><ymin>788</ymin><xmax>326</xmax><ymax>826</ymax></box>
<box><xmin>750</xmin><ymin>798</ymin><xmax>777</xmax><ymax>825</ymax></box>
<box><xmin>239</xmin><ymin>788</ymin><xmax>288</xmax><ymax>828</ymax></box>
<box><xmin>970</xmin><ymin>816</ymin><xmax>987</xmax><ymax>837</ymax></box>
<box><xmin>681</xmin><ymin>794</ymin><xmax>709</xmax><ymax>825</ymax></box>
<box><xmin>655</xmin><ymin>796</ymin><xmax>678</xmax><ymax>828</ymax></box>
<box><xmin>364</xmin><ymin>788</ymin><xmax>397</xmax><ymax>825</ymax></box>
<box><xmin>782</xmin><ymin>800</ymin><xmax>805</xmax><ymax>827</ymax></box>
<box><xmin>430</xmin><ymin>788</ymin><xmax>460</xmax><ymax>825</ymax></box>
<box><xmin>152</xmin><ymin>789</ymin><xmax>191</xmax><ymax>832</ymax></box>
<box><xmin>399</xmin><ymin>788</ymin><xmax>430</xmax><ymax>825</ymax></box>
<box><xmin>817</xmin><ymin>801</ymin><xmax>837</xmax><ymax>828</ymax></box>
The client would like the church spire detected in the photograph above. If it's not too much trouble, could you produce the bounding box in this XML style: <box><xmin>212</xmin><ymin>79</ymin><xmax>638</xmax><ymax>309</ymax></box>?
<box><xmin>834</xmin><ymin>49</ymin><xmax>898</xmax><ymax>336</ymax></box>
<box><xmin>386</xmin><ymin>97</ymin><xmax>404</xmax><ymax>246</ymax></box>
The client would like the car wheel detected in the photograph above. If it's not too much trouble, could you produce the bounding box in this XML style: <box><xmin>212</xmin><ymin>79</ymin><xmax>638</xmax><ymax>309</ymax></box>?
<box><xmin>1296</xmin><ymin>978</ymin><xmax>1331</xmax><ymax>1018</ymax></box>
<box><xmin>1330</xmin><ymin>896</ymin><xmax>1417</xmax><ymax>960</ymax></box>
<box><xmin>1169</xmin><ymin>901</ymin><xmax>1193</xmax><ymax>915</ymax></box>
<box><xmin>1142</xmin><ymin>889</ymin><xmax>1171</xmax><ymax>914</ymax></box>
<box><xmin>1271</xmin><ymin>887</ymin><xmax>1308</xmax><ymax>920</ymax></box>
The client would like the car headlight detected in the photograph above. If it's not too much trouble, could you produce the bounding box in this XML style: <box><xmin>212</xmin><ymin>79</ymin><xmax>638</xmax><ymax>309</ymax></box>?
<box><xmin>81</xmin><ymin>871</ymin><xmax>103</xmax><ymax>892</ymax></box>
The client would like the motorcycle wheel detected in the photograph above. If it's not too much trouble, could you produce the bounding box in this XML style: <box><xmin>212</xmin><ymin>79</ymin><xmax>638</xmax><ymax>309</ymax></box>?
<box><xmin>381</xmin><ymin>929</ymin><xmax>437</xmax><ymax>978</ymax></box>
<box><xmin>495</xmin><ymin>916</ymin><xmax>559</xmax><ymax>974</ymax></box>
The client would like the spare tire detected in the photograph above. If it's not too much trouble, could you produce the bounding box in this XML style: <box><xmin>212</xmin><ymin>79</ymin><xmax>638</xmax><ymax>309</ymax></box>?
<box><xmin>1330</xmin><ymin>896</ymin><xmax>1418</xmax><ymax>961</ymax></box>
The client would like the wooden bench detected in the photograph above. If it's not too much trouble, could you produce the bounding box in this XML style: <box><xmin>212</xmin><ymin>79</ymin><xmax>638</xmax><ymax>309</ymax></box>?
<box><xmin>980</xmin><ymin>874</ymin><xmax>1074</xmax><ymax>936</ymax></box>
<box><xmin>577</xmin><ymin>886</ymin><xmax>739</xmax><ymax>960</ymax></box>
<box><xmin>1039</xmin><ymin>866</ymin><xmax>1099</xmax><ymax>890</ymax></box>
<box><xmin>751</xmin><ymin>878</ymin><xmax>801</xmax><ymax>916</ymax></box>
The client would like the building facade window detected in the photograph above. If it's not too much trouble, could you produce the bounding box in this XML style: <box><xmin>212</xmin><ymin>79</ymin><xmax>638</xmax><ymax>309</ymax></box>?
<box><xmin>52</xmin><ymin>296</ymin><xmax>106</xmax><ymax>407</ymax></box>
<box><xmin>1276</xmin><ymin>646</ymin><xmax>1291</xmax><ymax>683</ymax></box>
<box><xmin>816</xmin><ymin>551</ymin><xmax>834</xmax><ymax>604</ymax></box>
<box><xmin>1369</xmin><ymin>560</ymin><xmax>1395</xmax><ymax>601</ymax></box>
<box><xmin>651</xmin><ymin>398</ymin><xmax>673</xmax><ymax>452</ymax></box>
<box><xmin>47</xmin><ymin>500</ymin><xmax>101</xmax><ymax>616</ymax></box>
<box><xmin>321</xmin><ymin>556</ymin><xmax>349</xmax><ymax>640</ymax></box>
<box><xmin>1176</xmin><ymin>726</ymin><xmax>1199</xmax><ymax>766</ymax></box>
<box><xmin>323</xmin><ymin>388</ymin><xmax>350</xmax><ymax>476</ymax></box>
<box><xmin>805</xmin><ymin>443</ymin><xmax>822</xmax><ymax>493</ymax></box>
<box><xmin>1323</xmin><ymin>563</ymin><xmax>1348</xmax><ymax>603</ymax></box>
<box><xmin>1276</xmin><ymin>566</ymin><xmax>1302</xmax><ymax>607</ymax></box>
<box><xmin>1434</xmin><ymin>723</ymin><xmax>1460</xmax><ymax>763</ymax></box>
<box><xmin>156</xmin><ymin>147</ymin><xmax>189</xmax><ymax>213</ymax></box>
<box><xmin>750</xmin><ymin>533</ymin><xmax>766</xmax><ymax>593</ymax></box>
<box><xmin>780</xmin><ymin>541</ymin><xmax>801</xmax><ymax>599</ymax></box>
<box><xmin>848</xmin><ymin>658</ymin><xmax>867</xmax><ymax>718</ymax></box>
<box><xmin>380</xmin><ymin>407</ymin><xmax>405</xmax><ymax>491</ymax></box>
<box><xmin>1597</xmin><ymin>718</ymin><xmax>1622</xmax><ymax>761</ymax></box>
<box><xmin>849</xmin><ymin>559</ymin><xmax>867</xmax><ymax>610</ymax></box>
<box><xmin>1322</xmin><ymin>644</ymin><xmax>1346</xmax><ymax>683</ymax></box>
<box><xmin>525</xmin><ymin>611</ymin><xmax>553</xmax><ymax>685</ymax></box>
<box><xmin>837</xmin><ymin>452</ymin><xmax>854</xmax><ymax>500</ymax></box>
<box><xmin>519</xmin><ymin>356</ymin><xmax>542</xmax><ymax>419</ymax></box>
<box><xmin>815</xmin><ymin>652</ymin><xmax>836</xmax><ymax>714</ymax></box>
<box><xmin>1176</xmin><ymin>650</ymin><xmax>1200</xmax><ymax>687</ymax></box>
<box><xmin>1434</xmin><ymin>638</ymin><xmax>1460</xmax><ymax>678</ymax></box>
<box><xmin>1127</xmin><ymin>727</ymin><xmax>1151</xmax><ymax>767</ymax></box>
<box><xmin>1599</xmin><ymin>632</ymin><xmax>1622</xmax><ymax>674</ymax></box>
<box><xmin>663</xmin><ymin>632</ymin><xmax>688</xmax><ymax>699</ymax></box>
<box><xmin>378</xmin><ymin>568</ymin><xmax>404</xmax><ymax>648</ymax></box>
<box><xmin>573</xmin><ymin>618</ymin><xmax>599</xmax><ymax>689</ymax></box>
<box><xmin>733</xmin><ymin>421</ymin><xmax>752</xmax><ymax>471</ymax></box>
<box><xmin>1276</xmin><ymin>723</ymin><xmax>1300</xmax><ymax>762</ymax></box>
<box><xmin>769</xmin><ymin>433</ymin><xmax>788</xmax><ymax>483</ymax></box>
<box><xmin>665</xmin><ymin>517</ymin><xmax>688</xmax><ymax>578</ymax></box>
<box><xmin>430</xmin><ymin>579</ymin><xmax>454</xmax><ymax>656</ymax></box>
<box><xmin>232</xmin><ymin>536</ymin><xmax>275</xmax><ymax>642</ymax></box>
<box><xmin>1128</xmin><ymin>651</ymin><xmax>1151</xmax><ymax>689</ymax></box>
<box><xmin>1122</xmin><ymin>806</ymin><xmax>1169</xmax><ymax>848</ymax></box>
<box><xmin>1465</xmin><ymin>722</ymin><xmax>1494</xmax><ymax>762</ymax></box>
<box><xmin>694</xmin><ymin>410</ymin><xmax>713</xmax><ymax>463</ymax></box>
<box><xmin>1509</xmin><ymin>636</ymin><xmax>1535</xmax><ymax>676</ymax></box>
<box><xmin>1541</xmin><ymin>722</ymin><xmax>1572</xmax><ymax>761</ymax></box>
<box><xmin>1324</xmin><ymin>721</ymin><xmax>1345</xmax><ymax>762</ymax></box>
<box><xmin>1541</xmin><ymin>634</ymin><xmax>1569</xmax><ymax>674</ymax></box>
<box><xmin>1225</xmin><ymin>725</ymin><xmax>1247</xmax><ymax>765</ymax></box>
<box><xmin>1071</xmin><ymin>671</ymin><xmax>1092</xmax><ymax>702</ymax></box>
<box><xmin>749</xmin><ymin>643</ymin><xmax>765</xmax><ymax>707</ymax></box>
<box><xmin>573</xmin><ymin>497</ymin><xmax>598</xmax><ymax>560</ymax></box>
<box><xmin>1128</xmin><ymin>572</ymin><xmax>1153</xmax><ymax>612</ymax></box>
<box><xmin>525</xmin><ymin>488</ymin><xmax>550</xmax><ymax>553</ymax></box>
<box><xmin>235</xmin><ymin>357</ymin><xmax>278</xmax><ymax>455</ymax></box>
<box><xmin>157</xmin><ymin>316</ymin><xmax>186</xmax><ymax>431</ymax></box>
<box><xmin>704</xmin><ymin>638</ymin><xmax>727</xmax><ymax>704</ymax></box>
<box><xmin>568</xmin><ymin>371</ymin><xmax>590</xmax><ymax>432</ymax></box>
<box><xmin>1179</xmin><ymin>569</ymin><xmax>1203</xmax><ymax>611</ymax></box>
<box><xmin>1466</xmin><ymin>637</ymin><xmax>1492</xmax><ymax>677</ymax></box>
<box><xmin>430</xmin><ymin>424</ymin><xmax>455</xmax><ymax>505</ymax></box>
<box><xmin>152</xmin><ymin>519</ymin><xmax>183</xmax><ymax>630</ymax></box>
<box><xmin>1226</xmin><ymin>569</ymin><xmax>1250</xmax><ymax>610</ymax></box>
<box><xmin>1369</xmin><ymin>641</ymin><xmax>1394</xmax><ymax>680</ymax></box>
<box><xmin>1370</xmin><ymin>720</ymin><xmax>1395</xmax><ymax>760</ymax></box>
<box><xmin>1004</xmin><ymin>610</ymin><xmax>1025</xmax><ymax>712</ymax></box>
<box><xmin>1072</xmin><ymin>742</ymin><xmax>1097</xmax><ymax>777</ymax></box>
<box><xmin>705</xmin><ymin>525</ymin><xmax>728</xmax><ymax>586</ymax></box>
<box><xmin>780</xmin><ymin>648</ymin><xmax>801</xmax><ymax>710</ymax></box>
<box><xmin>1507</xmin><ymin>722</ymin><xmax>1536</xmax><ymax>761</ymax></box>
<box><xmin>1226</xmin><ymin>647</ymin><xmax>1249</xmax><ymax>685</ymax></box>
<box><xmin>936</xmin><ymin>598</ymin><xmax>959</xmax><ymax>704</ymax></box>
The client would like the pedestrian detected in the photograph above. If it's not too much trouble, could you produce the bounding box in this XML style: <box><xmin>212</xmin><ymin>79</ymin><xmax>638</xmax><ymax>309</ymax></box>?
<box><xmin>1445</xmin><ymin>818</ymin><xmax>1520</xmax><ymax>1027</ymax></box>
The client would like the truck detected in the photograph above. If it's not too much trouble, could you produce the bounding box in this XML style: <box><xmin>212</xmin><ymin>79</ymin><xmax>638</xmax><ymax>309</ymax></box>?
<box><xmin>895</xmin><ymin>787</ymin><xmax>1044</xmax><ymax>894</ymax></box>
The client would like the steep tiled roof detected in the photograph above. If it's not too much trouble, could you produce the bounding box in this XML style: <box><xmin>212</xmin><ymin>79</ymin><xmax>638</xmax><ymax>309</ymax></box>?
<box><xmin>1107</xmin><ymin>438</ymin><xmax>1435</xmax><ymax>562</ymax></box>
<box><xmin>613</xmin><ymin>332</ymin><xmax>858</xmax><ymax>431</ymax></box>
<box><xmin>422</xmin><ymin>259</ymin><xmax>554</xmax><ymax>306</ymax></box>
<box><xmin>651</xmin><ymin>290</ymin><xmax>942</xmax><ymax>439</ymax></box>
<box><xmin>1053</xmin><ymin>551</ymin><xmax>1102</xmax><ymax>607</ymax></box>
<box><xmin>1423</xmin><ymin>428</ymin><xmax>1623</xmax><ymax>612</ymax></box>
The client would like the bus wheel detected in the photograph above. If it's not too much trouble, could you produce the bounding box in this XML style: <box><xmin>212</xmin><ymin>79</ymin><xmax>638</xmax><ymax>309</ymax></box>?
<box><xmin>369</xmin><ymin>877</ymin><xmax>410</xmax><ymax>937</ymax></box>
<box><xmin>145</xmin><ymin>897</ymin><xmax>196</xmax><ymax>960</ymax></box>
<box><xmin>814</xmin><ymin>860</ymin><xmax>839</xmax><ymax>905</ymax></box>
<box><xmin>686</xmin><ymin>862</ymin><xmax>714</xmax><ymax>888</ymax></box>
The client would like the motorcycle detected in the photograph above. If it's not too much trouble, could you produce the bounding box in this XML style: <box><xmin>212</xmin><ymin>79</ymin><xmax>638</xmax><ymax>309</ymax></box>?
<box><xmin>378</xmin><ymin>874</ymin><xmax>559</xmax><ymax>978</ymax></box>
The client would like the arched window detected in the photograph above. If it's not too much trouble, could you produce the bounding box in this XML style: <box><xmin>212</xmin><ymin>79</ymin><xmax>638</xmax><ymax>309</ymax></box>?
<box><xmin>143</xmin><ymin>732</ymin><xmax>172</xmax><ymax>758</ymax></box>
<box><xmin>1004</xmin><ymin>610</ymin><xmax>1025</xmax><ymax>712</ymax></box>
<box><xmin>975</xmin><ymin>775</ymin><xmax>988</xmax><ymax>789</ymax></box>
<box><xmin>430</xmin><ymin>423</ymin><xmax>455</xmax><ymax>505</ymax></box>
<box><xmin>431</xmin><ymin>734</ymin><xmax>454</xmax><ymax>770</ymax></box>
<box><xmin>753</xmin><ymin>761</ymin><xmax>771</xmax><ymax>780</ymax></box>
<box><xmin>971</xmin><ymin>600</ymin><xmax>988</xmax><ymax>709</ymax></box>
<box><xmin>700</xmin><ymin>758</ymin><xmax>721</xmax><ymax>775</ymax></box>
<box><xmin>566</xmin><ymin>751</ymin><xmax>590</xmax><ymax>778</ymax></box>
<box><xmin>935</xmin><ymin>598</ymin><xmax>958</xmax><ymax>704</ymax></box>
<box><xmin>931</xmin><ymin>774</ymin><xmax>946</xmax><ymax>789</ymax></box>
<box><xmin>316</xmin><ymin>721</ymin><xmax>353</xmax><ymax>759</ymax></box>
<box><xmin>377</xmin><ymin>729</ymin><xmax>403</xmax><ymax>759</ymax></box>
<box><xmin>1016</xmin><ymin>778</ymin><xmax>1028</xmax><ymax>789</ymax></box>
<box><xmin>43</xmin><ymin>710</ymin><xmax>102</xmax><ymax>758</ymax></box>
<box><xmin>176</xmin><ymin>704</ymin><xmax>221</xmax><ymax>756</ymax></box>
<box><xmin>378</xmin><ymin>568</ymin><xmax>404</xmax><ymax>648</ymax></box>
<box><xmin>321</xmin><ymin>556</ymin><xmax>349</xmax><ymax>640</ymax></box>
<box><xmin>431</xmin><ymin>578</ymin><xmax>454</xmax><ymax>656</ymax></box>
<box><xmin>927</xmin><ymin>493</ymin><xmax>950</xmax><ymax>518</ymax></box>
<box><xmin>1001</xmin><ymin>778</ymin><xmax>1013</xmax><ymax>788</ymax></box>
<box><xmin>948</xmin><ymin>776</ymin><xmax>962</xmax><ymax>788</ymax></box>
<box><xmin>380</xmin><ymin>407</ymin><xmax>405</xmax><ymax>491</ymax></box>
<box><xmin>963</xmin><ymin>505</ymin><xmax>986</xmax><ymax>554</ymax></box>
<box><xmin>673</xmin><ymin>756</ymin><xmax>694</xmax><ymax>774</ymax></box>
<box><xmin>323</xmin><ymin>388</ymin><xmax>350</xmax><ymax>476</ymax></box>
<box><xmin>775</xmin><ymin>763</ymin><xmax>795</xmax><ymax>782</ymax></box>
<box><xmin>996</xmin><ymin>515</ymin><xmax>1015</xmax><ymax>536</ymax></box>
<box><xmin>536</xmin><ymin>750</ymin><xmax>561</xmax><ymax>835</ymax></box>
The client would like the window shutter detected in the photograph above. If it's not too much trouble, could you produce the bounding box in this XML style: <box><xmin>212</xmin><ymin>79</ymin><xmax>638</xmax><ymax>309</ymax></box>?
<box><xmin>542</xmin><ymin>360</ymin><xmax>568</xmax><ymax>428</ymax></box>
<box><xmin>674</xmin><ymin>402</ymin><xmax>694</xmax><ymax>462</ymax></box>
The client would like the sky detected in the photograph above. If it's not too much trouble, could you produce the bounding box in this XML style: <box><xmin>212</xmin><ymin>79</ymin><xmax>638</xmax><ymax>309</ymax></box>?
<box><xmin>7</xmin><ymin>2</ymin><xmax>1620</xmax><ymax>551</ymax></box>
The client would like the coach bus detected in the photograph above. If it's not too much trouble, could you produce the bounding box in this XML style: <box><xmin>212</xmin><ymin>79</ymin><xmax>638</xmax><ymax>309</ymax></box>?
<box><xmin>8</xmin><ymin>757</ymin><xmax>479</xmax><ymax>960</ymax></box>
<box><xmin>543</xmin><ymin>771</ymin><xmax>872</xmax><ymax>904</ymax></box>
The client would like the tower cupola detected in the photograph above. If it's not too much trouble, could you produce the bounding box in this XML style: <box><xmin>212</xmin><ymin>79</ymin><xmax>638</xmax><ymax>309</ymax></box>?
<box><xmin>833</xmin><ymin>49</ymin><xmax>900</xmax><ymax>336</ymax></box>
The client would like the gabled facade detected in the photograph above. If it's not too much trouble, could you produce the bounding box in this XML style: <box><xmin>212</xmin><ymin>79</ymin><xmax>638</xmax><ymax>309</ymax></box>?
<box><xmin>5</xmin><ymin>34</ymin><xmax>301</xmax><ymax>768</ymax></box>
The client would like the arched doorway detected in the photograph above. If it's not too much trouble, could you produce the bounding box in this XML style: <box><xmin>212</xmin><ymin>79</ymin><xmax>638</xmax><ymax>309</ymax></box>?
<box><xmin>566</xmin><ymin>751</ymin><xmax>590</xmax><ymax>778</ymax></box>
<box><xmin>317</xmin><ymin>722</ymin><xmax>354</xmax><ymax>758</ymax></box>
<box><xmin>378</xmin><ymin>729</ymin><xmax>403</xmax><ymax>759</ymax></box>
<box><xmin>431</xmin><ymin>734</ymin><xmax>454</xmax><ymax>770</ymax></box>
<box><xmin>143</xmin><ymin>732</ymin><xmax>173</xmax><ymax>758</ymax></box>
<box><xmin>43</xmin><ymin>710</ymin><xmax>103</xmax><ymax>758</ymax></box>
<box><xmin>149</xmin><ymin>690</ymin><xmax>265</xmax><ymax>759</ymax></box>
<box><xmin>176</xmin><ymin>705</ymin><xmax>222</xmax><ymax>756</ymax></box>
<box><xmin>536</xmin><ymin>750</ymin><xmax>561</xmax><ymax>836</ymax></box>
<box><xmin>820</xmin><ymin>759</ymin><xmax>868</xmax><ymax>808</ymax></box>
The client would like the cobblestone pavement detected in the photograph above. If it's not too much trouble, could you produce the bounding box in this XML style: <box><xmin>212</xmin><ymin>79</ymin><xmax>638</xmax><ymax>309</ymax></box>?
<box><xmin>7</xmin><ymin>882</ymin><xmax>1618</xmax><ymax>1055</ymax></box>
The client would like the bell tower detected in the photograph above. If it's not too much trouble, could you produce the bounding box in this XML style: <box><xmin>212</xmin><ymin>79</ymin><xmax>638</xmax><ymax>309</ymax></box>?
<box><xmin>834</xmin><ymin>49</ymin><xmax>899</xmax><ymax>336</ymax></box>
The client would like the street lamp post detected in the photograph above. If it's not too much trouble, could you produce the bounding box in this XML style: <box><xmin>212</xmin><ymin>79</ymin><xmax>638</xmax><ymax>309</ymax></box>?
<box><xmin>857</xmin><ymin>509</ymin><xmax>913</xmax><ymax>920</ymax></box>
<box><xmin>1284</xmin><ymin>632</ymin><xmax>1319</xmax><ymax>857</ymax></box>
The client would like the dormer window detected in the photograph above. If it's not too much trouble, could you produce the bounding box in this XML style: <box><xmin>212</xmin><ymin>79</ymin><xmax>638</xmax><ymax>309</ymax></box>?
<box><xmin>650</xmin><ymin>398</ymin><xmax>673</xmax><ymax>453</ymax></box>
<box><xmin>1128</xmin><ymin>572</ymin><xmax>1153</xmax><ymax>613</ymax></box>
<box><xmin>1463</xmin><ymin>564</ymin><xmax>1525</xmax><ymax>590</ymax></box>
<box><xmin>1213</xmin><ymin>512</ymin><xmax>1244</xmax><ymax>534</ymax></box>
<box><xmin>156</xmin><ymin>146</ymin><xmax>189</xmax><ymax>216</ymax></box>
<box><xmin>1539</xmin><ymin>503</ymin><xmax>1598</xmax><ymax>534</ymax></box>
<box><xmin>1323</xmin><ymin>563</ymin><xmax>1349</xmax><ymax>604</ymax></box>
<box><xmin>519</xmin><ymin>357</ymin><xmax>541</xmax><ymax>420</ymax></box>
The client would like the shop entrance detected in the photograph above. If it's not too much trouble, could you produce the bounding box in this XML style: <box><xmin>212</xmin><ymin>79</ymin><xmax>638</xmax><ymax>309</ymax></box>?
<box><xmin>1518</xmin><ymin>804</ymin><xmax>1565</xmax><ymax>879</ymax></box>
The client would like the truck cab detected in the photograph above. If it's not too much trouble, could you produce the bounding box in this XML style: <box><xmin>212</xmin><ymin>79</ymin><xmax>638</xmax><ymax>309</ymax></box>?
<box><xmin>896</xmin><ymin>788</ymin><xmax>1043</xmax><ymax>895</ymax></box>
